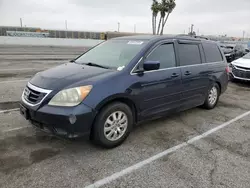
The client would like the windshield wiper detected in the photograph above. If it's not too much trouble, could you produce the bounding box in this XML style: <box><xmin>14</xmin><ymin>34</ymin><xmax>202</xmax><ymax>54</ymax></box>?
<box><xmin>83</xmin><ymin>62</ymin><xmax>110</xmax><ymax>69</ymax></box>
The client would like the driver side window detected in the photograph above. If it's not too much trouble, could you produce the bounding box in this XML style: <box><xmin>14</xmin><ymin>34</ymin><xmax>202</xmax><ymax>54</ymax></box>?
<box><xmin>145</xmin><ymin>43</ymin><xmax>176</xmax><ymax>70</ymax></box>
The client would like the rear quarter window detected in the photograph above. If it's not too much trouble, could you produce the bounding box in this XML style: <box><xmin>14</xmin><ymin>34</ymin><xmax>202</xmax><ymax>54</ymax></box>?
<box><xmin>202</xmin><ymin>43</ymin><xmax>223</xmax><ymax>63</ymax></box>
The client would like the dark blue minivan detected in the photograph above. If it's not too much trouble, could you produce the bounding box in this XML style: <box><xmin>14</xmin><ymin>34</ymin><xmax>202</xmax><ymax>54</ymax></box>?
<box><xmin>20</xmin><ymin>35</ymin><xmax>229</xmax><ymax>148</ymax></box>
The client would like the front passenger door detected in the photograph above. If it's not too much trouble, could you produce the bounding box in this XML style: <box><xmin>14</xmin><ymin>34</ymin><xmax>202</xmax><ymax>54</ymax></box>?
<box><xmin>131</xmin><ymin>42</ymin><xmax>182</xmax><ymax>119</ymax></box>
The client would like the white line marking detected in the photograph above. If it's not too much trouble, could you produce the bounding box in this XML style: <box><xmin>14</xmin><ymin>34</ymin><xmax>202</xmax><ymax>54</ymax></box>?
<box><xmin>0</xmin><ymin>79</ymin><xmax>29</xmax><ymax>84</ymax></box>
<box><xmin>2</xmin><ymin>126</ymin><xmax>30</xmax><ymax>133</ymax></box>
<box><xmin>0</xmin><ymin>108</ymin><xmax>19</xmax><ymax>114</ymax></box>
<box><xmin>84</xmin><ymin>110</ymin><xmax>250</xmax><ymax>188</ymax></box>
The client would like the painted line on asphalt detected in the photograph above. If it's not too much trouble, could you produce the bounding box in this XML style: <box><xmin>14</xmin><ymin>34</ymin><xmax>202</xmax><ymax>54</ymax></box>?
<box><xmin>0</xmin><ymin>108</ymin><xmax>19</xmax><ymax>114</ymax></box>
<box><xmin>2</xmin><ymin>126</ymin><xmax>30</xmax><ymax>133</ymax></box>
<box><xmin>84</xmin><ymin>110</ymin><xmax>250</xmax><ymax>188</ymax></box>
<box><xmin>0</xmin><ymin>79</ymin><xmax>29</xmax><ymax>84</ymax></box>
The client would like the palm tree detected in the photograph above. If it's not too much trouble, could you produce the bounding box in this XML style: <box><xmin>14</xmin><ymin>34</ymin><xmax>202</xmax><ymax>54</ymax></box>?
<box><xmin>160</xmin><ymin>0</ymin><xmax>176</xmax><ymax>35</ymax></box>
<box><xmin>157</xmin><ymin>0</ymin><xmax>167</xmax><ymax>35</ymax></box>
<box><xmin>151</xmin><ymin>0</ymin><xmax>159</xmax><ymax>35</ymax></box>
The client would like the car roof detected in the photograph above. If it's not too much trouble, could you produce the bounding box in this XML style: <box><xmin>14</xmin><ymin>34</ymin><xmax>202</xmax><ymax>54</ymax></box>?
<box><xmin>111</xmin><ymin>34</ymin><xmax>211</xmax><ymax>43</ymax></box>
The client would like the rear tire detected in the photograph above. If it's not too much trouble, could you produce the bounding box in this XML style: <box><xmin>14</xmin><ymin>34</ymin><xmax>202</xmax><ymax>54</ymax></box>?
<box><xmin>203</xmin><ymin>83</ymin><xmax>220</xmax><ymax>109</ymax></box>
<box><xmin>92</xmin><ymin>102</ymin><xmax>133</xmax><ymax>148</ymax></box>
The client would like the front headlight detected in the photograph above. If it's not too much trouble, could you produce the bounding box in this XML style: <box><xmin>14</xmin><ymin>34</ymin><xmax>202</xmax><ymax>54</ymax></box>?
<box><xmin>48</xmin><ymin>85</ymin><xmax>92</xmax><ymax>107</ymax></box>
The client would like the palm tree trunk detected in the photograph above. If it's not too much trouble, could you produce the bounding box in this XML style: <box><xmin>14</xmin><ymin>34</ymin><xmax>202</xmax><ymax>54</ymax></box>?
<box><xmin>161</xmin><ymin>16</ymin><xmax>164</xmax><ymax>35</ymax></box>
<box><xmin>152</xmin><ymin>13</ymin><xmax>155</xmax><ymax>34</ymax></box>
<box><xmin>160</xmin><ymin>12</ymin><xmax>170</xmax><ymax>35</ymax></box>
<box><xmin>157</xmin><ymin>17</ymin><xmax>162</xmax><ymax>35</ymax></box>
<box><xmin>154</xmin><ymin>16</ymin><xmax>157</xmax><ymax>35</ymax></box>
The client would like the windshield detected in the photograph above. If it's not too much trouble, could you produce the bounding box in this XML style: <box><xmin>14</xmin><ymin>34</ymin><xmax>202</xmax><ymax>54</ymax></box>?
<box><xmin>242</xmin><ymin>52</ymin><xmax>250</xmax><ymax>59</ymax></box>
<box><xmin>75</xmin><ymin>40</ymin><xmax>148</xmax><ymax>69</ymax></box>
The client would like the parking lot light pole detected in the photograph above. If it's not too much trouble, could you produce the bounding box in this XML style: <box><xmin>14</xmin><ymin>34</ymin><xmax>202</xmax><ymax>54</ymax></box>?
<box><xmin>118</xmin><ymin>22</ymin><xmax>120</xmax><ymax>32</ymax></box>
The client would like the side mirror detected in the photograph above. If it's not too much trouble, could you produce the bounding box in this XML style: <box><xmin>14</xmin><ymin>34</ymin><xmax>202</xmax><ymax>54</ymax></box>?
<box><xmin>143</xmin><ymin>60</ymin><xmax>160</xmax><ymax>71</ymax></box>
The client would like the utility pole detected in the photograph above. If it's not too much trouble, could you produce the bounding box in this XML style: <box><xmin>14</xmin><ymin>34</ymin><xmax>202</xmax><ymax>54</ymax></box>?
<box><xmin>20</xmin><ymin>18</ymin><xmax>23</xmax><ymax>28</ymax></box>
<box><xmin>190</xmin><ymin>24</ymin><xmax>194</xmax><ymax>35</ymax></box>
<box><xmin>117</xmin><ymin>22</ymin><xmax>120</xmax><ymax>32</ymax></box>
<box><xmin>65</xmin><ymin>20</ymin><xmax>68</xmax><ymax>30</ymax></box>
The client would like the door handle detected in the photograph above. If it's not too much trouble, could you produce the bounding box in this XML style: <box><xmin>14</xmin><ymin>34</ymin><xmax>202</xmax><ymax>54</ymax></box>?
<box><xmin>171</xmin><ymin>73</ymin><xmax>179</xmax><ymax>78</ymax></box>
<box><xmin>184</xmin><ymin>71</ymin><xmax>191</xmax><ymax>76</ymax></box>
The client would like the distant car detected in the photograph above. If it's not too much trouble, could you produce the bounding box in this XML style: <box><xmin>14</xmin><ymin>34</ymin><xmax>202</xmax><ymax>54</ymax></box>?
<box><xmin>220</xmin><ymin>44</ymin><xmax>235</xmax><ymax>62</ymax></box>
<box><xmin>234</xmin><ymin>44</ymin><xmax>246</xmax><ymax>58</ymax></box>
<box><xmin>230</xmin><ymin>52</ymin><xmax>250</xmax><ymax>81</ymax></box>
<box><xmin>220</xmin><ymin>44</ymin><xmax>246</xmax><ymax>62</ymax></box>
<box><xmin>20</xmin><ymin>35</ymin><xmax>229</xmax><ymax>148</ymax></box>
<box><xmin>244</xmin><ymin>48</ymin><xmax>250</xmax><ymax>55</ymax></box>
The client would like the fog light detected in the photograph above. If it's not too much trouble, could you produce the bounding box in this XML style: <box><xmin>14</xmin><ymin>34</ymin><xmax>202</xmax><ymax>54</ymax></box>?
<box><xmin>69</xmin><ymin>114</ymin><xmax>77</xmax><ymax>124</ymax></box>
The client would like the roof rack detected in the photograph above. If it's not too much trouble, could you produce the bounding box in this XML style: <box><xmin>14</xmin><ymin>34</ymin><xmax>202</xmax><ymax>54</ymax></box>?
<box><xmin>177</xmin><ymin>34</ymin><xmax>209</xmax><ymax>40</ymax></box>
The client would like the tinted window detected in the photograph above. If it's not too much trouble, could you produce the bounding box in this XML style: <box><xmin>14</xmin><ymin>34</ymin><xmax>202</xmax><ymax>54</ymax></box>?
<box><xmin>146</xmin><ymin>43</ymin><xmax>176</xmax><ymax>69</ymax></box>
<box><xmin>202</xmin><ymin>43</ymin><xmax>223</xmax><ymax>63</ymax></box>
<box><xmin>179</xmin><ymin>44</ymin><xmax>201</xmax><ymax>66</ymax></box>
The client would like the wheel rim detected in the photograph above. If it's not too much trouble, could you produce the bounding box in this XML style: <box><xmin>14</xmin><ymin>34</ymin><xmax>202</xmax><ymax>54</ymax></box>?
<box><xmin>104</xmin><ymin>111</ymin><xmax>128</xmax><ymax>141</ymax></box>
<box><xmin>208</xmin><ymin>86</ymin><xmax>218</xmax><ymax>105</ymax></box>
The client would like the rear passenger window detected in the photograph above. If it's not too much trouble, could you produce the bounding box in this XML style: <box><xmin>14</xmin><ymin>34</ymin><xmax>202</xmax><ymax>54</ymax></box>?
<box><xmin>178</xmin><ymin>44</ymin><xmax>201</xmax><ymax>66</ymax></box>
<box><xmin>202</xmin><ymin>43</ymin><xmax>223</xmax><ymax>63</ymax></box>
<box><xmin>146</xmin><ymin>43</ymin><xmax>176</xmax><ymax>69</ymax></box>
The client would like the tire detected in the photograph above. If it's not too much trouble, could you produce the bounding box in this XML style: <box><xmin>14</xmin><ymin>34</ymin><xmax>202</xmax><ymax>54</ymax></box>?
<box><xmin>92</xmin><ymin>102</ymin><xmax>133</xmax><ymax>148</ymax></box>
<box><xmin>203</xmin><ymin>83</ymin><xmax>220</xmax><ymax>109</ymax></box>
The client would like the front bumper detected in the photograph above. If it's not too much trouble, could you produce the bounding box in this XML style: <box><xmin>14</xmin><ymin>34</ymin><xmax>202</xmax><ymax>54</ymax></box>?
<box><xmin>20</xmin><ymin>101</ymin><xmax>96</xmax><ymax>138</ymax></box>
<box><xmin>230</xmin><ymin>73</ymin><xmax>250</xmax><ymax>81</ymax></box>
<box><xmin>230</xmin><ymin>65</ymin><xmax>250</xmax><ymax>81</ymax></box>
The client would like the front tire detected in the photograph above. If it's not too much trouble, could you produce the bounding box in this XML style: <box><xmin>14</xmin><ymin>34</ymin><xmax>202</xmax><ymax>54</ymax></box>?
<box><xmin>92</xmin><ymin>102</ymin><xmax>133</xmax><ymax>148</ymax></box>
<box><xmin>203</xmin><ymin>83</ymin><xmax>220</xmax><ymax>109</ymax></box>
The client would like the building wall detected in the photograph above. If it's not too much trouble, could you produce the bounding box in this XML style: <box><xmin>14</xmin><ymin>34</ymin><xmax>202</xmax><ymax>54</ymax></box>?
<box><xmin>0</xmin><ymin>36</ymin><xmax>104</xmax><ymax>47</ymax></box>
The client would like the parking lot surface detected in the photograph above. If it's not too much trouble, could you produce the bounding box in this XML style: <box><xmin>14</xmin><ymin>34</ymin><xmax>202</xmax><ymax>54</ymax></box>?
<box><xmin>0</xmin><ymin>45</ymin><xmax>250</xmax><ymax>188</ymax></box>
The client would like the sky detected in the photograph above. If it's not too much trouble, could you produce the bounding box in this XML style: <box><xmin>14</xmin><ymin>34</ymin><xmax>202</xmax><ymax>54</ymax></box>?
<box><xmin>0</xmin><ymin>0</ymin><xmax>249</xmax><ymax>37</ymax></box>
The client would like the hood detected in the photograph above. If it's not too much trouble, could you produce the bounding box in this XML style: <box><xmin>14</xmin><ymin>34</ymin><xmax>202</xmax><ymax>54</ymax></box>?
<box><xmin>29</xmin><ymin>63</ymin><xmax>113</xmax><ymax>90</ymax></box>
<box><xmin>232</xmin><ymin>58</ymin><xmax>250</xmax><ymax>68</ymax></box>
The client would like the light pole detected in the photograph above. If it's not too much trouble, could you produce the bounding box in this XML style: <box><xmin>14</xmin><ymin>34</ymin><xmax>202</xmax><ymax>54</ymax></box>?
<box><xmin>117</xmin><ymin>22</ymin><xmax>120</xmax><ymax>32</ymax></box>
<box><xmin>20</xmin><ymin>18</ymin><xmax>23</xmax><ymax>28</ymax></box>
<box><xmin>65</xmin><ymin>20</ymin><xmax>68</xmax><ymax>38</ymax></box>
<box><xmin>65</xmin><ymin>20</ymin><xmax>68</xmax><ymax>30</ymax></box>
<box><xmin>191</xmin><ymin>24</ymin><xmax>194</xmax><ymax>35</ymax></box>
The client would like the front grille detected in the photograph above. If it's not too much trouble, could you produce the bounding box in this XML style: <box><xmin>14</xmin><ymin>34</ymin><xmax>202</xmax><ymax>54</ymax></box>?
<box><xmin>23</xmin><ymin>86</ymin><xmax>47</xmax><ymax>105</ymax></box>
<box><xmin>232</xmin><ymin>66</ymin><xmax>250</xmax><ymax>79</ymax></box>
<box><xmin>234</xmin><ymin>65</ymin><xmax>250</xmax><ymax>71</ymax></box>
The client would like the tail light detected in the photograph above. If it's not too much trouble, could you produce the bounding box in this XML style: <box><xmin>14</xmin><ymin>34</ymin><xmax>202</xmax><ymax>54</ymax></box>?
<box><xmin>226</xmin><ymin>65</ymin><xmax>230</xmax><ymax>74</ymax></box>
